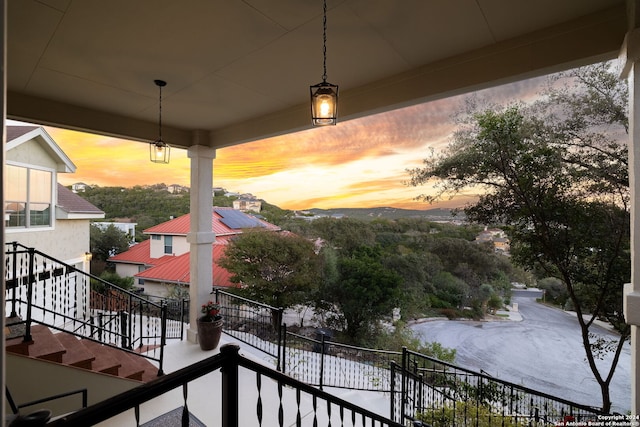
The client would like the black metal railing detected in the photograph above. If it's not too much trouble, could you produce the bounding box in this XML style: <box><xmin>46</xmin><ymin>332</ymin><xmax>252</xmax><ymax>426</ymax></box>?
<box><xmin>214</xmin><ymin>289</ymin><xmax>284</xmax><ymax>369</ymax></box>
<box><xmin>47</xmin><ymin>344</ymin><xmax>403</xmax><ymax>427</ymax></box>
<box><xmin>6</xmin><ymin>244</ymin><xmax>607</xmax><ymax>425</ymax></box>
<box><xmin>212</xmin><ymin>290</ymin><xmax>605</xmax><ymax>425</ymax></box>
<box><xmin>283</xmin><ymin>326</ymin><xmax>402</xmax><ymax>391</ymax></box>
<box><xmin>393</xmin><ymin>348</ymin><xmax>605</xmax><ymax>426</ymax></box>
<box><xmin>145</xmin><ymin>295</ymin><xmax>188</xmax><ymax>340</ymax></box>
<box><xmin>5</xmin><ymin>242</ymin><xmax>167</xmax><ymax>374</ymax></box>
<box><xmin>6</xmin><ymin>386</ymin><xmax>88</xmax><ymax>419</ymax></box>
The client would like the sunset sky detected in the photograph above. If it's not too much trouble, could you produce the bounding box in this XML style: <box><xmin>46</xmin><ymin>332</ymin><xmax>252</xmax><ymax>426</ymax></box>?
<box><xmin>28</xmin><ymin>76</ymin><xmax>546</xmax><ymax>211</ymax></box>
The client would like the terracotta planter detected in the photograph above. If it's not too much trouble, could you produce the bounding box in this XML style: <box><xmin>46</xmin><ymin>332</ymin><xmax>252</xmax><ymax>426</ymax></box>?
<box><xmin>197</xmin><ymin>317</ymin><xmax>223</xmax><ymax>351</ymax></box>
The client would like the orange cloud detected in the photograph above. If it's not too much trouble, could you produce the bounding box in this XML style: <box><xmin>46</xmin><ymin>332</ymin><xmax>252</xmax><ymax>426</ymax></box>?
<box><xmin>36</xmin><ymin>74</ymin><xmax>545</xmax><ymax>211</ymax></box>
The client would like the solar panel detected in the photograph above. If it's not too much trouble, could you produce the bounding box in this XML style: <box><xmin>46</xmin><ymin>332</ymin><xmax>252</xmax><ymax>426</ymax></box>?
<box><xmin>215</xmin><ymin>209</ymin><xmax>264</xmax><ymax>229</ymax></box>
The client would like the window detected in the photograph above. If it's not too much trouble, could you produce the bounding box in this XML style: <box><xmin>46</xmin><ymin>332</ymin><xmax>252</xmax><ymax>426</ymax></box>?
<box><xmin>164</xmin><ymin>235</ymin><xmax>173</xmax><ymax>254</ymax></box>
<box><xmin>152</xmin><ymin>235</ymin><xmax>161</xmax><ymax>240</ymax></box>
<box><xmin>5</xmin><ymin>165</ymin><xmax>52</xmax><ymax>228</ymax></box>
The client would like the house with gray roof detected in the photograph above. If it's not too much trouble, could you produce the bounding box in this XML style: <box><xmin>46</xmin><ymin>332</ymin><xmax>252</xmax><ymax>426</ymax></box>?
<box><xmin>5</xmin><ymin>126</ymin><xmax>104</xmax><ymax>273</ymax></box>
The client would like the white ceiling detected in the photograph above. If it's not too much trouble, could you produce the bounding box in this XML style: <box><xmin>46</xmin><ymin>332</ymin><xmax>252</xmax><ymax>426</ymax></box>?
<box><xmin>6</xmin><ymin>0</ymin><xmax>628</xmax><ymax>149</ymax></box>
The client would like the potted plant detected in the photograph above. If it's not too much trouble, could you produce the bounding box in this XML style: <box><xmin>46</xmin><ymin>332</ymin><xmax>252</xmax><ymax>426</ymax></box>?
<box><xmin>197</xmin><ymin>300</ymin><xmax>223</xmax><ymax>351</ymax></box>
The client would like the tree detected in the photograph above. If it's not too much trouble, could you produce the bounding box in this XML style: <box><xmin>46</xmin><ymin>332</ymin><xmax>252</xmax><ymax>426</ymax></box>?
<box><xmin>537</xmin><ymin>277</ymin><xmax>568</xmax><ymax>305</ymax></box>
<box><xmin>309</xmin><ymin>217</ymin><xmax>376</xmax><ymax>254</ymax></box>
<box><xmin>325</xmin><ymin>245</ymin><xmax>402</xmax><ymax>343</ymax></box>
<box><xmin>431</xmin><ymin>271</ymin><xmax>469</xmax><ymax>309</ymax></box>
<box><xmin>90</xmin><ymin>224</ymin><xmax>131</xmax><ymax>262</ymax></box>
<box><xmin>407</xmin><ymin>63</ymin><xmax>629</xmax><ymax>412</ymax></box>
<box><xmin>218</xmin><ymin>230</ymin><xmax>321</xmax><ymax>315</ymax></box>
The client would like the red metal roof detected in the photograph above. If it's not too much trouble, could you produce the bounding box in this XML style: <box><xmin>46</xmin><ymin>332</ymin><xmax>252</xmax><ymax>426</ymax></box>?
<box><xmin>134</xmin><ymin>244</ymin><xmax>235</xmax><ymax>288</ymax></box>
<box><xmin>143</xmin><ymin>208</ymin><xmax>279</xmax><ymax>236</ymax></box>
<box><xmin>112</xmin><ymin>209</ymin><xmax>278</xmax><ymax>288</ymax></box>
<box><xmin>107</xmin><ymin>239</ymin><xmax>174</xmax><ymax>266</ymax></box>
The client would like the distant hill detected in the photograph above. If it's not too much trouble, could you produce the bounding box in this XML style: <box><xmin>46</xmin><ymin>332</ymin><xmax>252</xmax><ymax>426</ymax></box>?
<box><xmin>304</xmin><ymin>207</ymin><xmax>465</xmax><ymax>221</ymax></box>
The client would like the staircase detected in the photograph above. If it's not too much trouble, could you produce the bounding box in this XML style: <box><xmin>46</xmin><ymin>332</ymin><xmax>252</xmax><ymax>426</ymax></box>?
<box><xmin>6</xmin><ymin>324</ymin><xmax>159</xmax><ymax>383</ymax></box>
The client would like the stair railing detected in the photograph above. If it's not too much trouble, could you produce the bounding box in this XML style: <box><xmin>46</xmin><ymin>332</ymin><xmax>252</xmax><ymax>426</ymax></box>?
<box><xmin>4</xmin><ymin>242</ymin><xmax>167</xmax><ymax>375</ymax></box>
<box><xmin>47</xmin><ymin>344</ymin><xmax>403</xmax><ymax>427</ymax></box>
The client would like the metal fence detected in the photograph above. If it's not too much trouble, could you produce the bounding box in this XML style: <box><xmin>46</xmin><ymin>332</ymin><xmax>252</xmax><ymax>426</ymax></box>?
<box><xmin>6</xmin><ymin>250</ymin><xmax>600</xmax><ymax>426</ymax></box>
<box><xmin>5</xmin><ymin>242</ymin><xmax>167</xmax><ymax>374</ymax></box>
<box><xmin>145</xmin><ymin>295</ymin><xmax>188</xmax><ymax>340</ymax></box>
<box><xmin>212</xmin><ymin>289</ymin><xmax>607</xmax><ymax>425</ymax></box>
<box><xmin>283</xmin><ymin>327</ymin><xmax>401</xmax><ymax>391</ymax></box>
<box><xmin>393</xmin><ymin>348</ymin><xmax>605</xmax><ymax>426</ymax></box>
<box><xmin>214</xmin><ymin>289</ymin><xmax>284</xmax><ymax>369</ymax></box>
<box><xmin>48</xmin><ymin>344</ymin><xmax>404</xmax><ymax>427</ymax></box>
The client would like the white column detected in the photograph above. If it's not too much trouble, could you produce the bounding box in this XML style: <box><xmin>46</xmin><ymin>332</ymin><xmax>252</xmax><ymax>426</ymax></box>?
<box><xmin>186</xmin><ymin>145</ymin><xmax>216</xmax><ymax>343</ymax></box>
<box><xmin>621</xmin><ymin>27</ymin><xmax>640</xmax><ymax>415</ymax></box>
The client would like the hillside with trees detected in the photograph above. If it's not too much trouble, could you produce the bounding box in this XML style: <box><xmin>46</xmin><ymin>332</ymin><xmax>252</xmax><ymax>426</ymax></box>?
<box><xmin>221</xmin><ymin>215</ymin><xmax>527</xmax><ymax>348</ymax></box>
<box><xmin>80</xmin><ymin>183</ymin><xmax>522</xmax><ymax>351</ymax></box>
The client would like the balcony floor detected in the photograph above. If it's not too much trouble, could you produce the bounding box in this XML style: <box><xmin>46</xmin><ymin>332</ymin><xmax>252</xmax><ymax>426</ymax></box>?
<box><xmin>95</xmin><ymin>329</ymin><xmax>391</xmax><ymax>427</ymax></box>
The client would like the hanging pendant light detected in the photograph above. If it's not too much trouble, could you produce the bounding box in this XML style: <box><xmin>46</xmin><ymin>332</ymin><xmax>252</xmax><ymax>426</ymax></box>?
<box><xmin>150</xmin><ymin>79</ymin><xmax>171</xmax><ymax>163</ymax></box>
<box><xmin>310</xmin><ymin>0</ymin><xmax>338</xmax><ymax>126</ymax></box>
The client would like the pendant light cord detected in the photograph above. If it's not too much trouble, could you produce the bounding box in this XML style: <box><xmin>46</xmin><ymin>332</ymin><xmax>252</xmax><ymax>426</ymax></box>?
<box><xmin>158</xmin><ymin>84</ymin><xmax>163</xmax><ymax>141</ymax></box>
<box><xmin>322</xmin><ymin>0</ymin><xmax>327</xmax><ymax>83</ymax></box>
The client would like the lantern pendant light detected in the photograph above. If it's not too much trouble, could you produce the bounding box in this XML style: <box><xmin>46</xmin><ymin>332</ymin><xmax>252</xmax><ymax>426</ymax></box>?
<box><xmin>310</xmin><ymin>0</ymin><xmax>338</xmax><ymax>126</ymax></box>
<box><xmin>150</xmin><ymin>79</ymin><xmax>171</xmax><ymax>163</ymax></box>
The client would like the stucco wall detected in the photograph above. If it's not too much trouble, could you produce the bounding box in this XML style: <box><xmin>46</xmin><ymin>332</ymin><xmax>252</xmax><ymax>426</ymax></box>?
<box><xmin>7</xmin><ymin>354</ymin><xmax>140</xmax><ymax>417</ymax></box>
<box><xmin>6</xmin><ymin>219</ymin><xmax>90</xmax><ymax>264</ymax></box>
<box><xmin>149</xmin><ymin>235</ymin><xmax>189</xmax><ymax>258</ymax></box>
<box><xmin>115</xmin><ymin>263</ymin><xmax>143</xmax><ymax>283</ymax></box>
<box><xmin>6</xmin><ymin>139</ymin><xmax>58</xmax><ymax>169</ymax></box>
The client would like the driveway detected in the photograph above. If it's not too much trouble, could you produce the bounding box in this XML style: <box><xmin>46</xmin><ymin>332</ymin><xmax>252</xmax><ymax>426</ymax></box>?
<box><xmin>410</xmin><ymin>290</ymin><xmax>631</xmax><ymax>414</ymax></box>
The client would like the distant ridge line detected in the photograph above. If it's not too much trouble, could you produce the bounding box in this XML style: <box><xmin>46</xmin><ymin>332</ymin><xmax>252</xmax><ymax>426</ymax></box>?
<box><xmin>303</xmin><ymin>207</ymin><xmax>465</xmax><ymax>221</ymax></box>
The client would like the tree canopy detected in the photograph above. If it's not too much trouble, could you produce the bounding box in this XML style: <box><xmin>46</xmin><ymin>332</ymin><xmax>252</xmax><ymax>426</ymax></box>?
<box><xmin>324</xmin><ymin>245</ymin><xmax>402</xmax><ymax>342</ymax></box>
<box><xmin>218</xmin><ymin>230</ymin><xmax>321</xmax><ymax>310</ymax></box>
<box><xmin>407</xmin><ymin>62</ymin><xmax>629</xmax><ymax>412</ymax></box>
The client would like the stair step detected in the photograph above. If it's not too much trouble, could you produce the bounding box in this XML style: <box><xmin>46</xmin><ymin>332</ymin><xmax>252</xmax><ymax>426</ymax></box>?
<box><xmin>55</xmin><ymin>332</ymin><xmax>96</xmax><ymax>369</ymax></box>
<box><xmin>6</xmin><ymin>321</ymin><xmax>159</xmax><ymax>383</ymax></box>
<box><xmin>77</xmin><ymin>339</ymin><xmax>158</xmax><ymax>381</ymax></box>
<box><xmin>6</xmin><ymin>325</ymin><xmax>66</xmax><ymax>363</ymax></box>
<box><xmin>80</xmin><ymin>340</ymin><xmax>122</xmax><ymax>376</ymax></box>
<box><xmin>118</xmin><ymin>351</ymin><xmax>160</xmax><ymax>382</ymax></box>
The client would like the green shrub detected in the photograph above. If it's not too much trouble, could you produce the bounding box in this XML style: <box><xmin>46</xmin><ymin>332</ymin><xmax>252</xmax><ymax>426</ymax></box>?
<box><xmin>417</xmin><ymin>400</ymin><xmax>529</xmax><ymax>427</ymax></box>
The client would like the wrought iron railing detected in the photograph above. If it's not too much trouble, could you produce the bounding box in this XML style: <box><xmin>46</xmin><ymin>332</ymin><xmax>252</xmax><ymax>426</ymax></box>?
<box><xmin>6</xmin><ymin>243</ymin><xmax>607</xmax><ymax>425</ymax></box>
<box><xmin>393</xmin><ymin>348</ymin><xmax>605</xmax><ymax>426</ymax></box>
<box><xmin>47</xmin><ymin>344</ymin><xmax>403</xmax><ymax>427</ymax></box>
<box><xmin>214</xmin><ymin>289</ymin><xmax>284</xmax><ymax>369</ymax></box>
<box><xmin>4</xmin><ymin>242</ymin><xmax>167</xmax><ymax>374</ymax></box>
<box><xmin>145</xmin><ymin>294</ymin><xmax>188</xmax><ymax>340</ymax></box>
<box><xmin>213</xmin><ymin>288</ymin><xmax>607</xmax><ymax>424</ymax></box>
<box><xmin>283</xmin><ymin>326</ymin><xmax>402</xmax><ymax>391</ymax></box>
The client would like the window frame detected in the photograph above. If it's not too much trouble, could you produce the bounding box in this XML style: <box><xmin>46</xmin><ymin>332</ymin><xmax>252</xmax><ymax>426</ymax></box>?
<box><xmin>5</xmin><ymin>162</ymin><xmax>55</xmax><ymax>230</ymax></box>
<box><xmin>164</xmin><ymin>235</ymin><xmax>173</xmax><ymax>254</ymax></box>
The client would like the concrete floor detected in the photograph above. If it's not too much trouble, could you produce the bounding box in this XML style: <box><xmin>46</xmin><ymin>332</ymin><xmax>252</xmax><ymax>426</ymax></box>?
<box><xmin>95</xmin><ymin>331</ymin><xmax>391</xmax><ymax>427</ymax></box>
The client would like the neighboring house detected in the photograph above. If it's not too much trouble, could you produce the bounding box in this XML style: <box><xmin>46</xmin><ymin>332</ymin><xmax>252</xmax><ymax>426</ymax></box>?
<box><xmin>71</xmin><ymin>182</ymin><xmax>89</xmax><ymax>192</ymax></box>
<box><xmin>108</xmin><ymin>207</ymin><xmax>280</xmax><ymax>297</ymax></box>
<box><xmin>167</xmin><ymin>184</ymin><xmax>189</xmax><ymax>194</ymax></box>
<box><xmin>5</xmin><ymin>126</ymin><xmax>104</xmax><ymax>272</ymax></box>
<box><xmin>476</xmin><ymin>227</ymin><xmax>511</xmax><ymax>254</ymax></box>
<box><xmin>233</xmin><ymin>198</ymin><xmax>262</xmax><ymax>213</ymax></box>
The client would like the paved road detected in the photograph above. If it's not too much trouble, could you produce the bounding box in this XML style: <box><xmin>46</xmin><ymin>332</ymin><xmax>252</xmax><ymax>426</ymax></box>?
<box><xmin>410</xmin><ymin>290</ymin><xmax>631</xmax><ymax>413</ymax></box>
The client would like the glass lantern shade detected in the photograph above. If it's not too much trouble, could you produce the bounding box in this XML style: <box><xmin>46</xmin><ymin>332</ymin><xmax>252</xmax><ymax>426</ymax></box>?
<box><xmin>150</xmin><ymin>139</ymin><xmax>170</xmax><ymax>164</ymax></box>
<box><xmin>310</xmin><ymin>82</ymin><xmax>338</xmax><ymax>126</ymax></box>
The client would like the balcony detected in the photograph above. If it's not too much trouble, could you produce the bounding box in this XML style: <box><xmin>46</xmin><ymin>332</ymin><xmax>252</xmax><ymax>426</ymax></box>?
<box><xmin>5</xmin><ymin>244</ymin><xmax>606</xmax><ymax>426</ymax></box>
